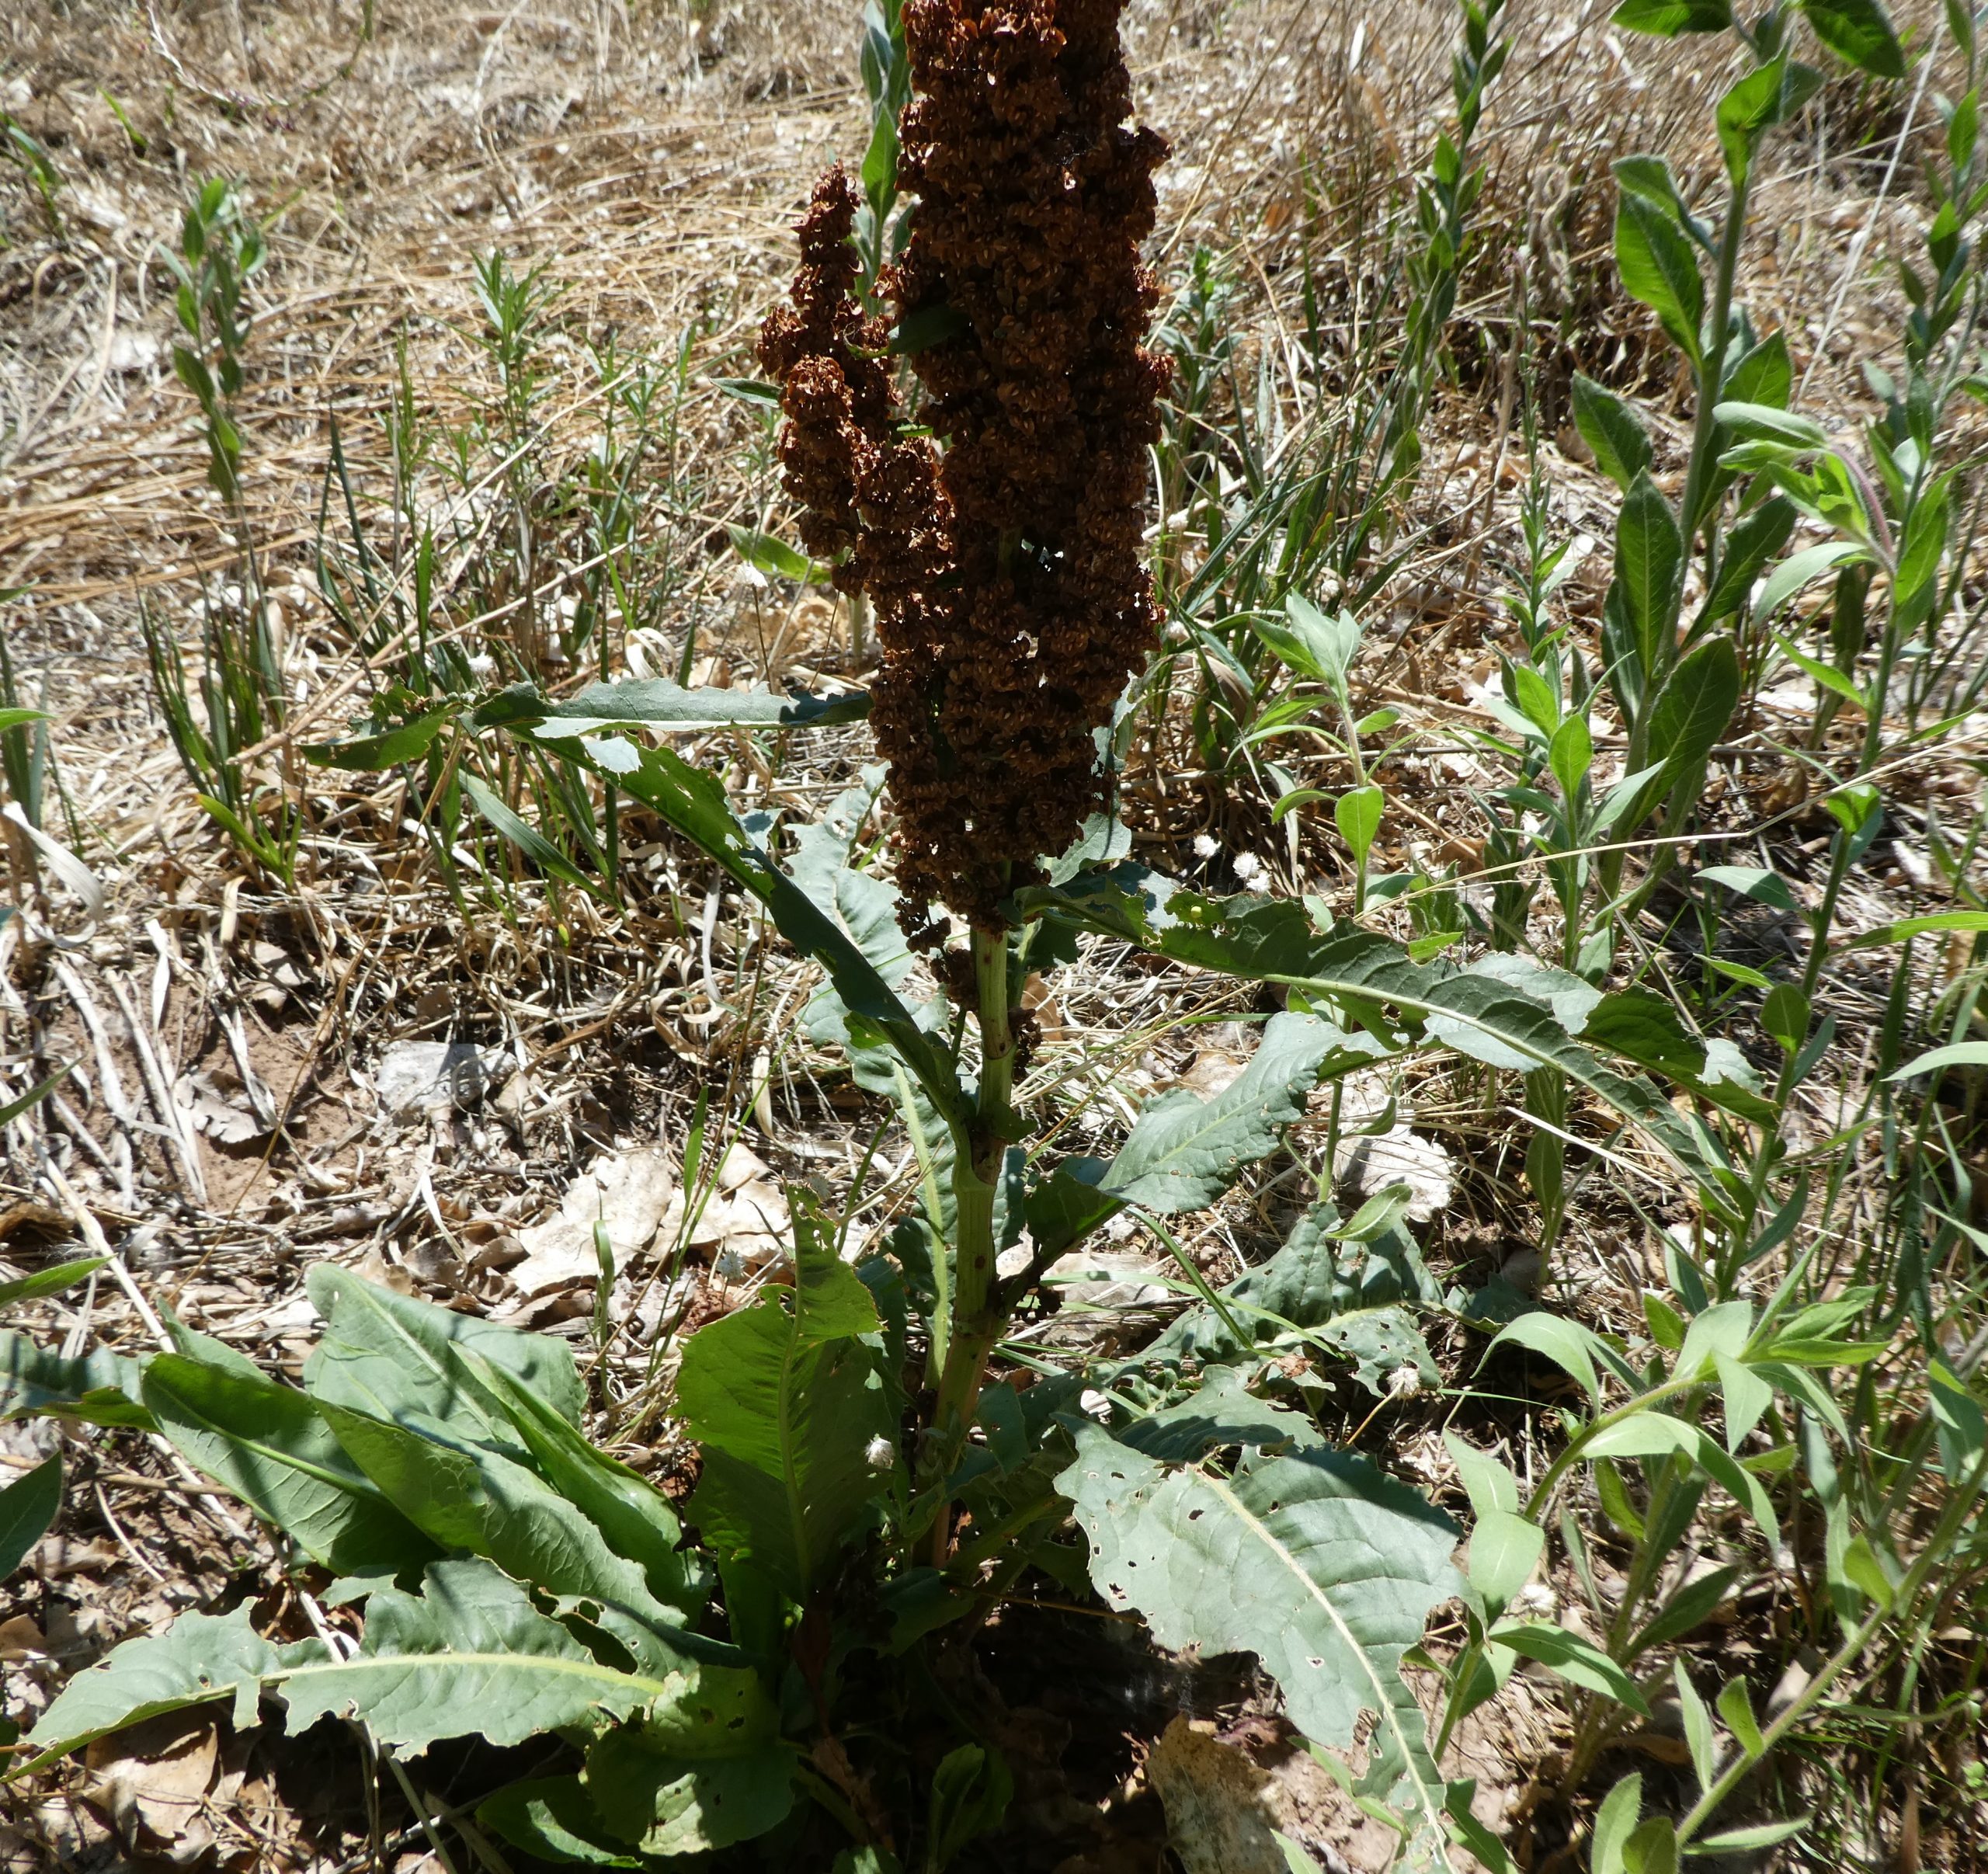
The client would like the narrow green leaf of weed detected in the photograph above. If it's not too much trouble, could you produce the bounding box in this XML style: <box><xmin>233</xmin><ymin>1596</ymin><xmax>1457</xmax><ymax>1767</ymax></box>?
<box><xmin>0</xmin><ymin>1453</ymin><xmax>61</xmax><ymax>1579</ymax></box>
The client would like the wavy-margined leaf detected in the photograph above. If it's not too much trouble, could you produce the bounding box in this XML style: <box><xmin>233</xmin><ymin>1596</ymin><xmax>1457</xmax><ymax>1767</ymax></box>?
<box><xmin>0</xmin><ymin>1333</ymin><xmax>149</xmax><ymax>1428</ymax></box>
<box><xmin>315</xmin><ymin>1401</ymin><xmax>701</xmax><ymax>1658</ymax></box>
<box><xmin>19</xmin><ymin>1560</ymin><xmax>737</xmax><ymax>1778</ymax></box>
<box><xmin>467</xmin><ymin>1353</ymin><xmax>705</xmax><ymax>1619</ymax></box>
<box><xmin>676</xmin><ymin>1206</ymin><xmax>891</xmax><ymax>1601</ymax></box>
<box><xmin>141</xmin><ymin>1354</ymin><xmax>434</xmax><ymax>1574</ymax></box>
<box><xmin>1024</xmin><ymin>1013</ymin><xmax>1378</xmax><ymax>1258</ymax></box>
<box><xmin>1017</xmin><ymin>881</ymin><xmax>1758</xmax><ymax>1166</ymax></box>
<box><xmin>1152</xmin><ymin>1201</ymin><xmax>1442</xmax><ymax>1396</ymax></box>
<box><xmin>1058</xmin><ymin>1427</ymin><xmax>1460</xmax><ymax>1829</ymax></box>
<box><xmin>506</xmin><ymin>732</ymin><xmax>964</xmax><ymax>1132</ymax></box>
<box><xmin>469</xmin><ymin>677</ymin><xmax>869</xmax><ymax>736</ymax></box>
<box><xmin>303</xmin><ymin>1264</ymin><xmax>581</xmax><ymax>1442</ymax></box>
<box><xmin>0</xmin><ymin>1453</ymin><xmax>61</xmax><ymax>1577</ymax></box>
<box><xmin>480</xmin><ymin>1778</ymin><xmax>645</xmax><ymax>1867</ymax></box>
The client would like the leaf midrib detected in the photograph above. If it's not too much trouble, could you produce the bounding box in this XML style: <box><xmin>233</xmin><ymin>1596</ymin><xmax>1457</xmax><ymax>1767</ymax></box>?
<box><xmin>1199</xmin><ymin>1470</ymin><xmax>1449</xmax><ymax>1836</ymax></box>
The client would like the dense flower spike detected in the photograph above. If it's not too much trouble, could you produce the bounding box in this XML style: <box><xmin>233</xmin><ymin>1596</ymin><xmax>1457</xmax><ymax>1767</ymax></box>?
<box><xmin>759</xmin><ymin>0</ymin><xmax>1166</xmax><ymax>933</ymax></box>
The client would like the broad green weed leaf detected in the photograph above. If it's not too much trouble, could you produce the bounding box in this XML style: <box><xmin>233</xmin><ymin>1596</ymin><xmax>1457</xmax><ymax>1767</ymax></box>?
<box><xmin>1716</xmin><ymin>1677</ymin><xmax>1764</xmax><ymax>1759</ymax></box>
<box><xmin>1612</xmin><ymin>0</ymin><xmax>1733</xmax><ymax>29</ymax></box>
<box><xmin>1699</xmin><ymin>495</ymin><xmax>1798</xmax><ymax>622</ymax></box>
<box><xmin>0</xmin><ymin>1333</ymin><xmax>149</xmax><ymax>1429</ymax></box>
<box><xmin>142</xmin><ymin>1355</ymin><xmax>433</xmax><ymax>1573</ymax></box>
<box><xmin>479</xmin><ymin>1778</ymin><xmax>644</xmax><ymax>1867</ymax></box>
<box><xmin>1467</xmin><ymin>1509</ymin><xmax>1545</xmax><ymax>1613</ymax></box>
<box><xmin>676</xmin><ymin>1209</ymin><xmax>889</xmax><ymax>1601</ymax></box>
<box><xmin>1614</xmin><ymin>473</ymin><xmax>1686</xmax><ymax>675</ymax></box>
<box><xmin>471</xmin><ymin>676</ymin><xmax>867</xmax><ymax>736</ymax></box>
<box><xmin>304</xmin><ymin>1264</ymin><xmax>581</xmax><ymax>1438</ymax></box>
<box><xmin>1442</xmin><ymin>1434</ymin><xmax>1521</xmax><ymax>1518</ymax></box>
<box><xmin>467</xmin><ymin>1354</ymin><xmax>704</xmax><ymax>1619</ymax></box>
<box><xmin>1674</xmin><ymin>1661</ymin><xmax>1715</xmax><ymax>1787</ymax></box>
<box><xmin>316</xmin><ymin>1403</ymin><xmax>696</xmax><ymax>1654</ymax></box>
<box><xmin>1572</xmin><ymin>375</ymin><xmax>1653</xmax><ymax>490</ymax></box>
<box><xmin>1806</xmin><ymin>0</ymin><xmax>1907</xmax><ymax>77</ymax></box>
<box><xmin>1614</xmin><ymin>198</ymin><xmax>1705</xmax><ymax>364</ymax></box>
<box><xmin>1593</xmin><ymin>1773</ymin><xmax>1644</xmax><ymax>1874</ymax></box>
<box><xmin>19</xmin><ymin>1604</ymin><xmax>313</xmax><ymax>1774</ymax></box>
<box><xmin>1493</xmin><ymin>1621</ymin><xmax>1650</xmax><ymax>1714</ymax></box>
<box><xmin>582</xmin><ymin>1680</ymin><xmax>793</xmax><ymax>1854</ymax></box>
<box><xmin>1058</xmin><ymin>1427</ymin><xmax>1459</xmax><ymax>1831</ymax></box>
<box><xmin>1752</xmin><ymin>541</ymin><xmax>1872</xmax><ymax>621</ymax></box>
<box><xmin>1486</xmin><ymin>1313</ymin><xmax>1607</xmax><ymax>1401</ymax></box>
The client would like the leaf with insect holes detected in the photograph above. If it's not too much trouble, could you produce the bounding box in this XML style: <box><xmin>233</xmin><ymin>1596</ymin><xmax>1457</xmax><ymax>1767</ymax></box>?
<box><xmin>0</xmin><ymin>1453</ymin><xmax>61</xmax><ymax>1579</ymax></box>
<box><xmin>25</xmin><ymin>1559</ymin><xmax>750</xmax><ymax>1781</ymax></box>
<box><xmin>676</xmin><ymin>1205</ymin><xmax>891</xmax><ymax>1602</ymax></box>
<box><xmin>141</xmin><ymin>1355</ymin><xmax>434</xmax><ymax>1576</ymax></box>
<box><xmin>1058</xmin><ymin>1427</ymin><xmax>1460</xmax><ymax>1829</ymax></box>
<box><xmin>1152</xmin><ymin>1200</ymin><xmax>1442</xmax><ymax>1396</ymax></box>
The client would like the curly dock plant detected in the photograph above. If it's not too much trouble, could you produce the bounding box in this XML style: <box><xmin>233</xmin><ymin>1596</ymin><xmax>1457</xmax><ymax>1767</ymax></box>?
<box><xmin>6</xmin><ymin>2</ymin><xmax>1922</xmax><ymax>1869</ymax></box>
<box><xmin>759</xmin><ymin>0</ymin><xmax>1169</xmax><ymax>1475</ymax></box>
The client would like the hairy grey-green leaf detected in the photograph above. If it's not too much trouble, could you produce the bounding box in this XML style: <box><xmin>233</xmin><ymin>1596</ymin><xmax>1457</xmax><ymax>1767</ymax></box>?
<box><xmin>1058</xmin><ymin>1428</ymin><xmax>1460</xmax><ymax>1823</ymax></box>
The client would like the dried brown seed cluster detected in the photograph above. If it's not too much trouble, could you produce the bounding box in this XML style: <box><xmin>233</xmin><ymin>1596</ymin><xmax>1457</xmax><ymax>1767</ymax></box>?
<box><xmin>758</xmin><ymin>0</ymin><xmax>1166</xmax><ymax>934</ymax></box>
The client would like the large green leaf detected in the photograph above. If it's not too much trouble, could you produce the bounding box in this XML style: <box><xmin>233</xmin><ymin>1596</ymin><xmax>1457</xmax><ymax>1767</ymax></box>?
<box><xmin>676</xmin><ymin>1208</ymin><xmax>891</xmax><ymax>1601</ymax></box>
<box><xmin>315</xmin><ymin>1402</ymin><xmax>700</xmax><ymax>1659</ymax></box>
<box><xmin>1017</xmin><ymin>881</ymin><xmax>1753</xmax><ymax>1166</ymax></box>
<box><xmin>1613</xmin><ymin>193</ymin><xmax>1705</xmax><ymax>366</ymax></box>
<box><xmin>1572</xmin><ymin>375</ymin><xmax>1653</xmax><ymax>492</ymax></box>
<box><xmin>1613</xmin><ymin>472</ymin><xmax>1685</xmax><ymax>682</ymax></box>
<box><xmin>1805</xmin><ymin>0</ymin><xmax>1906</xmax><ymax>79</ymax></box>
<box><xmin>1058</xmin><ymin>1428</ymin><xmax>1460</xmax><ymax>1827</ymax></box>
<box><xmin>583</xmin><ymin>1699</ymin><xmax>794</xmax><ymax>1855</ymax></box>
<box><xmin>303</xmin><ymin>1264</ymin><xmax>581</xmax><ymax>1442</ymax></box>
<box><xmin>141</xmin><ymin>1354</ymin><xmax>434</xmax><ymax>1573</ymax></box>
<box><xmin>514</xmin><ymin>732</ymin><xmax>963</xmax><ymax>1132</ymax></box>
<box><xmin>1026</xmin><ymin>1014</ymin><xmax>1380</xmax><ymax>1257</ymax></box>
<box><xmin>20</xmin><ymin>1560</ymin><xmax>733</xmax><ymax>1777</ymax></box>
<box><xmin>0</xmin><ymin>1256</ymin><xmax>103</xmax><ymax>1312</ymax></box>
<box><xmin>1107</xmin><ymin>1013</ymin><xmax>1350</xmax><ymax>1213</ymax></box>
<box><xmin>467</xmin><ymin>1353</ymin><xmax>706</xmax><ymax>1620</ymax></box>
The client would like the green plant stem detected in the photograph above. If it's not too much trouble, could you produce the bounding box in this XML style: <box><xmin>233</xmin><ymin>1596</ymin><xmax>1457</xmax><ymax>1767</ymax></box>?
<box><xmin>1677</xmin><ymin>167</ymin><xmax>1752</xmax><ymax>563</ymax></box>
<box><xmin>926</xmin><ymin>925</ymin><xmax>1017</xmax><ymax>1560</ymax></box>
